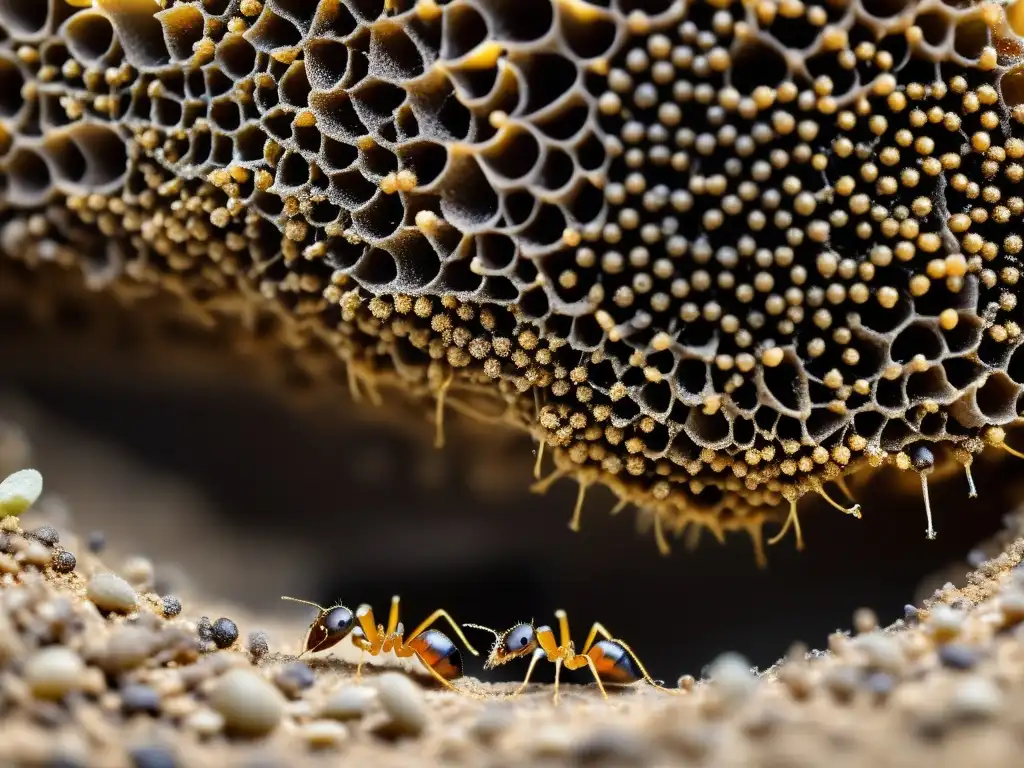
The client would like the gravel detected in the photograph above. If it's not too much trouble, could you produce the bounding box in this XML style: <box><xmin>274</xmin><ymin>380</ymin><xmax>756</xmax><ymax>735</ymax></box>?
<box><xmin>274</xmin><ymin>661</ymin><xmax>316</xmax><ymax>698</ymax></box>
<box><xmin>210</xmin><ymin>669</ymin><xmax>286</xmax><ymax>736</ymax></box>
<box><xmin>87</xmin><ymin>573</ymin><xmax>138</xmax><ymax>614</ymax></box>
<box><xmin>247</xmin><ymin>631</ymin><xmax>269</xmax><ymax>660</ymax></box>
<box><xmin>210</xmin><ymin>617</ymin><xmax>239</xmax><ymax>649</ymax></box>
<box><xmin>321</xmin><ymin>686</ymin><xmax>375</xmax><ymax>721</ymax></box>
<box><xmin>121</xmin><ymin>684</ymin><xmax>162</xmax><ymax>716</ymax></box>
<box><xmin>376</xmin><ymin>673</ymin><xmax>429</xmax><ymax>737</ymax></box>
<box><xmin>24</xmin><ymin>646</ymin><xmax>86</xmax><ymax>700</ymax></box>
<box><xmin>28</xmin><ymin>525</ymin><xmax>60</xmax><ymax>546</ymax></box>
<box><xmin>50</xmin><ymin>549</ymin><xmax>76</xmax><ymax>573</ymax></box>
<box><xmin>161</xmin><ymin>596</ymin><xmax>182</xmax><ymax>618</ymax></box>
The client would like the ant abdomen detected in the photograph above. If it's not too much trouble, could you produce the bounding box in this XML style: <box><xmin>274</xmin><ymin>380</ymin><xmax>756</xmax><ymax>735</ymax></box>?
<box><xmin>408</xmin><ymin>628</ymin><xmax>464</xmax><ymax>680</ymax></box>
<box><xmin>589</xmin><ymin>639</ymin><xmax>642</xmax><ymax>685</ymax></box>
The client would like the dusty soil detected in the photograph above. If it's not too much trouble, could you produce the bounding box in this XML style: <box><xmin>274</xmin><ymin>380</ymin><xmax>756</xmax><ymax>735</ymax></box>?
<box><xmin>4</xmin><ymin>430</ymin><xmax>1024</xmax><ymax>768</ymax></box>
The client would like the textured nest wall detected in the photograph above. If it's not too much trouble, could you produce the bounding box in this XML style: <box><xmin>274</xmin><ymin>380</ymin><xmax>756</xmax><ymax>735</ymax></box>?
<box><xmin>3</xmin><ymin>0</ymin><xmax>1024</xmax><ymax>557</ymax></box>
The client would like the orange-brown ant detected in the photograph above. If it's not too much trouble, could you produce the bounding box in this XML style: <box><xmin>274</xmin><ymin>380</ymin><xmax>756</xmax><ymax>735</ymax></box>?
<box><xmin>464</xmin><ymin>610</ymin><xmax>683</xmax><ymax>703</ymax></box>
<box><xmin>281</xmin><ymin>594</ymin><xmax>481</xmax><ymax>694</ymax></box>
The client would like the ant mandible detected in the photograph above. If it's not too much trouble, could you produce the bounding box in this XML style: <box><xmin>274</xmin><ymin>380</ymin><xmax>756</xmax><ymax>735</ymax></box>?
<box><xmin>281</xmin><ymin>594</ymin><xmax>481</xmax><ymax>694</ymax></box>
<box><xmin>464</xmin><ymin>609</ymin><xmax>683</xmax><ymax>703</ymax></box>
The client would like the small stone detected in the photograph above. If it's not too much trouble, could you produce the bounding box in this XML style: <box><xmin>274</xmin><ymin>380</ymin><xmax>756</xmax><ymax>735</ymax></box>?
<box><xmin>86</xmin><ymin>531</ymin><xmax>106</xmax><ymax>553</ymax></box>
<box><xmin>50</xmin><ymin>550</ymin><xmax>77</xmax><ymax>574</ymax></box>
<box><xmin>210</xmin><ymin>618</ymin><xmax>239</xmax><ymax>649</ymax></box>
<box><xmin>247</xmin><ymin>631</ymin><xmax>269</xmax><ymax>660</ymax></box>
<box><xmin>302</xmin><ymin>720</ymin><xmax>349</xmax><ymax>749</ymax></box>
<box><xmin>185</xmin><ymin>708</ymin><xmax>225</xmax><ymax>738</ymax></box>
<box><xmin>122</xmin><ymin>557</ymin><xmax>155</xmax><ymax>589</ymax></box>
<box><xmin>928</xmin><ymin>605</ymin><xmax>964</xmax><ymax>642</ymax></box>
<box><xmin>87</xmin><ymin>573</ymin><xmax>138</xmax><ymax>614</ymax></box>
<box><xmin>210</xmin><ymin>668</ymin><xmax>285</xmax><ymax>736</ymax></box>
<box><xmin>532</xmin><ymin>726</ymin><xmax>573</xmax><ymax>757</ymax></box>
<box><xmin>19</xmin><ymin>539</ymin><xmax>51</xmax><ymax>568</ymax></box>
<box><xmin>196</xmin><ymin>617</ymin><xmax>213</xmax><ymax>641</ymax></box>
<box><xmin>853</xmin><ymin>607</ymin><xmax>878</xmax><ymax>634</ymax></box>
<box><xmin>948</xmin><ymin>676</ymin><xmax>1001</xmax><ymax>720</ymax></box>
<box><xmin>321</xmin><ymin>686</ymin><xmax>375</xmax><ymax>721</ymax></box>
<box><xmin>161</xmin><ymin>596</ymin><xmax>182</xmax><ymax>618</ymax></box>
<box><xmin>938</xmin><ymin>643</ymin><xmax>978</xmax><ymax>670</ymax></box>
<box><xmin>573</xmin><ymin>728</ymin><xmax>651</xmax><ymax>765</ymax></box>
<box><xmin>99</xmin><ymin>627</ymin><xmax>158</xmax><ymax>672</ymax></box>
<box><xmin>823</xmin><ymin>665</ymin><xmax>859</xmax><ymax>703</ymax></box>
<box><xmin>999</xmin><ymin>591</ymin><xmax>1024</xmax><ymax>627</ymax></box>
<box><xmin>470</xmin><ymin>702</ymin><xmax>512</xmax><ymax>743</ymax></box>
<box><xmin>853</xmin><ymin>633</ymin><xmax>904</xmax><ymax>674</ymax></box>
<box><xmin>707</xmin><ymin>652</ymin><xmax>755</xmax><ymax>708</ymax></box>
<box><xmin>967</xmin><ymin>549</ymin><xmax>987</xmax><ymax>568</ymax></box>
<box><xmin>903</xmin><ymin>605</ymin><xmax>920</xmax><ymax>624</ymax></box>
<box><xmin>24</xmin><ymin>647</ymin><xmax>86</xmax><ymax>700</ymax></box>
<box><xmin>274</xmin><ymin>661</ymin><xmax>315</xmax><ymax>698</ymax></box>
<box><xmin>376</xmin><ymin>672</ymin><xmax>428</xmax><ymax>736</ymax></box>
<box><xmin>0</xmin><ymin>468</ymin><xmax>43</xmax><ymax>517</ymax></box>
<box><xmin>121</xmin><ymin>684</ymin><xmax>162</xmax><ymax>716</ymax></box>
<box><xmin>864</xmin><ymin>672</ymin><xmax>894</xmax><ymax>700</ymax></box>
<box><xmin>0</xmin><ymin>552</ymin><xmax>18</xmax><ymax>574</ymax></box>
<box><xmin>128</xmin><ymin>745</ymin><xmax>177</xmax><ymax>768</ymax></box>
<box><xmin>28</xmin><ymin>525</ymin><xmax>60</xmax><ymax>546</ymax></box>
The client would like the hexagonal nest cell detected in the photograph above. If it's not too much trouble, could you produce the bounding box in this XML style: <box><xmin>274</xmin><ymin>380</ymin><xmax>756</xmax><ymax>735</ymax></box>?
<box><xmin>4</xmin><ymin>0</ymin><xmax>1024</xmax><ymax>557</ymax></box>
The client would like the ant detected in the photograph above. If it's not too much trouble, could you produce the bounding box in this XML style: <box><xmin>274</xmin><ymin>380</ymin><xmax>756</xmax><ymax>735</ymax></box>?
<box><xmin>464</xmin><ymin>610</ymin><xmax>683</xmax><ymax>703</ymax></box>
<box><xmin>280</xmin><ymin>594</ymin><xmax>481</xmax><ymax>694</ymax></box>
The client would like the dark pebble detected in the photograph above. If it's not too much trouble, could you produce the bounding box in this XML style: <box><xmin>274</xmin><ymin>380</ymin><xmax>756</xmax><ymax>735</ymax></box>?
<box><xmin>29</xmin><ymin>526</ymin><xmax>60</xmax><ymax>546</ymax></box>
<box><xmin>275</xmin><ymin>662</ymin><xmax>316</xmax><ymax>698</ymax></box>
<box><xmin>938</xmin><ymin>643</ymin><xmax>978</xmax><ymax>670</ymax></box>
<box><xmin>122</xmin><ymin>684</ymin><xmax>162</xmax><ymax>716</ymax></box>
<box><xmin>196</xmin><ymin>617</ymin><xmax>212</xmax><ymax>641</ymax></box>
<box><xmin>211</xmin><ymin>618</ymin><xmax>239</xmax><ymax>649</ymax></box>
<box><xmin>129</xmin><ymin>746</ymin><xmax>177</xmax><ymax>768</ymax></box>
<box><xmin>903</xmin><ymin>605</ymin><xmax>920</xmax><ymax>624</ymax></box>
<box><xmin>247</xmin><ymin>631</ymin><xmax>269</xmax><ymax>660</ymax></box>
<box><xmin>86</xmin><ymin>531</ymin><xmax>106</xmax><ymax>553</ymax></box>
<box><xmin>50</xmin><ymin>550</ymin><xmax>77</xmax><ymax>574</ymax></box>
<box><xmin>0</xmin><ymin>533</ymin><xmax>10</xmax><ymax>553</ymax></box>
<box><xmin>865</xmin><ymin>672</ymin><xmax>894</xmax><ymax>699</ymax></box>
<box><xmin>162</xmin><ymin>596</ymin><xmax>182</xmax><ymax>618</ymax></box>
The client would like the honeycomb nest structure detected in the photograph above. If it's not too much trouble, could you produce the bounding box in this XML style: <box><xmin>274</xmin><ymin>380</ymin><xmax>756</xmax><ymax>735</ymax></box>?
<box><xmin>3</xmin><ymin>0</ymin><xmax>1024</xmax><ymax>558</ymax></box>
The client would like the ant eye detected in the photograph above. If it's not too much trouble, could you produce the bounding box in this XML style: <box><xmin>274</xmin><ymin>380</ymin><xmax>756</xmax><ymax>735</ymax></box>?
<box><xmin>503</xmin><ymin>624</ymin><xmax>534</xmax><ymax>652</ymax></box>
<box><xmin>323</xmin><ymin>606</ymin><xmax>355</xmax><ymax>637</ymax></box>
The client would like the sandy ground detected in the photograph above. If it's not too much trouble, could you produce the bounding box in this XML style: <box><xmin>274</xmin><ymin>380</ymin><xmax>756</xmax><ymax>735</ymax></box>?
<box><xmin>4</xmin><ymin>423</ymin><xmax>1024</xmax><ymax>768</ymax></box>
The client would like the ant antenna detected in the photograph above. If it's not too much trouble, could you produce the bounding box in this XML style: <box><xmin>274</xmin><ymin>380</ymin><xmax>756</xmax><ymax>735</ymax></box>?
<box><xmin>462</xmin><ymin>623</ymin><xmax>500</xmax><ymax>640</ymax></box>
<box><xmin>910</xmin><ymin>445</ymin><xmax>937</xmax><ymax>540</ymax></box>
<box><xmin>281</xmin><ymin>595</ymin><xmax>328</xmax><ymax>612</ymax></box>
<box><xmin>810</xmin><ymin>479</ymin><xmax>862</xmax><ymax>519</ymax></box>
<box><xmin>767</xmin><ymin>498</ymin><xmax>804</xmax><ymax>551</ymax></box>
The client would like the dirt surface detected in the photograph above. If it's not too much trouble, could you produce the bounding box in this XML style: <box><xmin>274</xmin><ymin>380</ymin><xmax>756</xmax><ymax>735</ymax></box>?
<box><xmin>3</xmin><ymin>453</ymin><xmax>1024</xmax><ymax>768</ymax></box>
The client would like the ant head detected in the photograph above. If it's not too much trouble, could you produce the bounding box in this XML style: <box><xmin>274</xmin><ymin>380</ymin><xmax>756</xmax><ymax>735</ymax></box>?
<box><xmin>282</xmin><ymin>596</ymin><xmax>356</xmax><ymax>654</ymax></box>
<box><xmin>465</xmin><ymin>621</ymin><xmax>537</xmax><ymax>669</ymax></box>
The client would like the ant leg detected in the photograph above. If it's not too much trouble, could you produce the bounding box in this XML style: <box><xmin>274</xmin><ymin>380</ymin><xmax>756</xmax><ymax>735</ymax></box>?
<box><xmin>512</xmin><ymin>648</ymin><xmax>546</xmax><ymax>697</ymax></box>
<box><xmin>386</xmin><ymin>595</ymin><xmax>401</xmax><ymax>637</ymax></box>
<box><xmin>579</xmin><ymin>622</ymin><xmax>614</xmax><ymax>655</ymax></box>
<box><xmin>554</xmin><ymin>610</ymin><xmax>572</xmax><ymax>649</ymax></box>
<box><xmin>406</xmin><ymin>609</ymin><xmax>480</xmax><ymax>656</ymax></box>
<box><xmin>607</xmin><ymin>637</ymin><xmax>685</xmax><ymax>695</ymax></box>
<box><xmin>535</xmin><ymin>626</ymin><xmax>560</xmax><ymax>656</ymax></box>
<box><xmin>552</xmin><ymin>658</ymin><xmax>564</xmax><ymax>705</ymax></box>
<box><xmin>356</xmin><ymin>605</ymin><xmax>381</xmax><ymax>646</ymax></box>
<box><xmin>352</xmin><ymin>635</ymin><xmax>372</xmax><ymax>681</ymax></box>
<box><xmin>581</xmin><ymin>655</ymin><xmax>609</xmax><ymax>700</ymax></box>
<box><xmin>409</xmin><ymin>651</ymin><xmax>487</xmax><ymax>699</ymax></box>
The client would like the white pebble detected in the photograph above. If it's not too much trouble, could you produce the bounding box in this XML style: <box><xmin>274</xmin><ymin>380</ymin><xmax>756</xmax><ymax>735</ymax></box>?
<box><xmin>87</xmin><ymin>573</ymin><xmax>138</xmax><ymax>613</ymax></box>
<box><xmin>949</xmin><ymin>676</ymin><xmax>1002</xmax><ymax>720</ymax></box>
<box><xmin>24</xmin><ymin>647</ymin><xmax>85</xmax><ymax>700</ymax></box>
<box><xmin>708</xmin><ymin>652</ymin><xmax>756</xmax><ymax>705</ymax></box>
<box><xmin>210</xmin><ymin>669</ymin><xmax>285</xmax><ymax>736</ymax></box>
<box><xmin>0</xmin><ymin>469</ymin><xmax>43</xmax><ymax>517</ymax></box>
<box><xmin>321</xmin><ymin>686</ymin><xmax>376</xmax><ymax>721</ymax></box>
<box><xmin>376</xmin><ymin>673</ymin><xmax>428</xmax><ymax>736</ymax></box>
<box><xmin>302</xmin><ymin>720</ymin><xmax>349</xmax><ymax>748</ymax></box>
<box><xmin>185</xmin><ymin>708</ymin><xmax>225</xmax><ymax>738</ymax></box>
